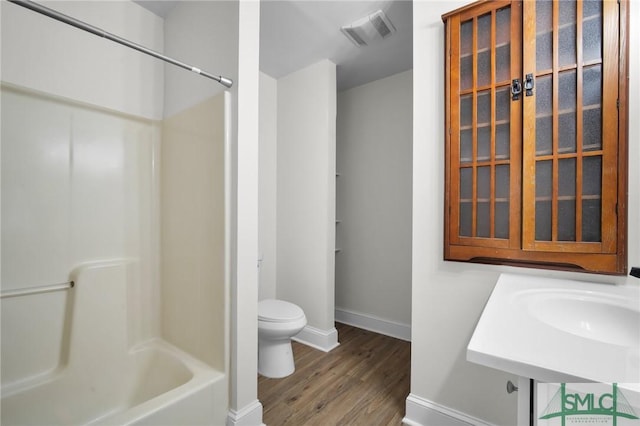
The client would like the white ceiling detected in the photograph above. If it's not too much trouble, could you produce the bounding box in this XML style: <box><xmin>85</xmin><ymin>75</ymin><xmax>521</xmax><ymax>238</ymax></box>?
<box><xmin>134</xmin><ymin>0</ymin><xmax>413</xmax><ymax>91</ymax></box>
<box><xmin>260</xmin><ymin>1</ymin><xmax>412</xmax><ymax>91</ymax></box>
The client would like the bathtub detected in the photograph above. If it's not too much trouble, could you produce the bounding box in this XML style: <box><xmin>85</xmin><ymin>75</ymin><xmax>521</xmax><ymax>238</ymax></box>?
<box><xmin>1</xmin><ymin>340</ymin><xmax>226</xmax><ymax>425</ymax></box>
<box><xmin>1</xmin><ymin>261</ymin><xmax>227</xmax><ymax>425</ymax></box>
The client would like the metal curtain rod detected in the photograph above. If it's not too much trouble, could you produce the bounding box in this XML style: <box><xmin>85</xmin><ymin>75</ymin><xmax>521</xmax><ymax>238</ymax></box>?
<box><xmin>8</xmin><ymin>0</ymin><xmax>233</xmax><ymax>88</ymax></box>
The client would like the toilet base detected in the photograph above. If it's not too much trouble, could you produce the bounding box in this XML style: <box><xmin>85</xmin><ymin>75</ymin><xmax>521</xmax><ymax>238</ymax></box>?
<box><xmin>258</xmin><ymin>338</ymin><xmax>295</xmax><ymax>378</ymax></box>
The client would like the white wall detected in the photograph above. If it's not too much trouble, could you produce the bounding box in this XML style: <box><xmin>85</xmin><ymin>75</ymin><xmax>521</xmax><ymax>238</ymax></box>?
<box><xmin>1</xmin><ymin>0</ymin><xmax>162</xmax><ymax>386</ymax></box>
<box><xmin>162</xmin><ymin>0</ymin><xmax>238</xmax><ymax>119</ymax></box>
<box><xmin>276</xmin><ymin>59</ymin><xmax>337</xmax><ymax>335</ymax></box>
<box><xmin>258</xmin><ymin>72</ymin><xmax>278</xmax><ymax>301</ymax></box>
<box><xmin>335</xmin><ymin>69</ymin><xmax>413</xmax><ymax>335</ymax></box>
<box><xmin>229</xmin><ymin>1</ymin><xmax>263</xmax><ymax>424</ymax></box>
<box><xmin>410</xmin><ymin>1</ymin><xmax>640</xmax><ymax>425</ymax></box>
<box><xmin>0</xmin><ymin>1</ymin><xmax>164</xmax><ymax>120</ymax></box>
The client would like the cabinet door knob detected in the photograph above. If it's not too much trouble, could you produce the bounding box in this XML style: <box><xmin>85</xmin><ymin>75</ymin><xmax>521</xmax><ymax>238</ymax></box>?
<box><xmin>524</xmin><ymin>73</ymin><xmax>535</xmax><ymax>96</ymax></box>
<box><xmin>511</xmin><ymin>79</ymin><xmax>522</xmax><ymax>100</ymax></box>
<box><xmin>506</xmin><ymin>380</ymin><xmax>519</xmax><ymax>393</ymax></box>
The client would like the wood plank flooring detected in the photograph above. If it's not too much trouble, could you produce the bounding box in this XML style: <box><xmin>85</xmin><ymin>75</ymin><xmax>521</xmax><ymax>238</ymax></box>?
<box><xmin>258</xmin><ymin>323</ymin><xmax>411</xmax><ymax>426</ymax></box>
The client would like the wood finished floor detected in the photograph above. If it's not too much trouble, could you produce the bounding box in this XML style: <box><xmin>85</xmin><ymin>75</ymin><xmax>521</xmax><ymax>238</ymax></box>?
<box><xmin>258</xmin><ymin>323</ymin><xmax>411</xmax><ymax>426</ymax></box>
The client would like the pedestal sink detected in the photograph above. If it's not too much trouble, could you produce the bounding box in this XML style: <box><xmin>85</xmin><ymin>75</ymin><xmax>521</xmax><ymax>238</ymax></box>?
<box><xmin>517</xmin><ymin>289</ymin><xmax>640</xmax><ymax>347</ymax></box>
<box><xmin>467</xmin><ymin>273</ymin><xmax>640</xmax><ymax>384</ymax></box>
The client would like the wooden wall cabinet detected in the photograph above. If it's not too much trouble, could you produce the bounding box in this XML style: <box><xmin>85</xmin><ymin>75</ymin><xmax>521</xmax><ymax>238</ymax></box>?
<box><xmin>442</xmin><ymin>0</ymin><xmax>628</xmax><ymax>275</ymax></box>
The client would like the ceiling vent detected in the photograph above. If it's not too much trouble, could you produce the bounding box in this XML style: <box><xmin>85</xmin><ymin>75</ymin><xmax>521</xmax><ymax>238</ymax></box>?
<box><xmin>340</xmin><ymin>10</ymin><xmax>396</xmax><ymax>47</ymax></box>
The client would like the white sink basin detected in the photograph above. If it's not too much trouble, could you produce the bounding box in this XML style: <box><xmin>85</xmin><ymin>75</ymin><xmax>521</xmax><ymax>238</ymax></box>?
<box><xmin>468</xmin><ymin>273</ymin><xmax>640</xmax><ymax>384</ymax></box>
<box><xmin>517</xmin><ymin>289</ymin><xmax>640</xmax><ymax>347</ymax></box>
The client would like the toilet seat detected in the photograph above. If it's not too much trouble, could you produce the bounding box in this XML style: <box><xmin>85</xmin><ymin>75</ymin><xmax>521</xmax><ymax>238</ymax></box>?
<box><xmin>259</xmin><ymin>299</ymin><xmax>305</xmax><ymax>323</ymax></box>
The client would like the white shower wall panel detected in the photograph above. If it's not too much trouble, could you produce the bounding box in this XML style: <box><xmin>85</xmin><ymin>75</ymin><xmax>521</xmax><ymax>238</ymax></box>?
<box><xmin>161</xmin><ymin>94</ymin><xmax>226</xmax><ymax>371</ymax></box>
<box><xmin>0</xmin><ymin>85</ymin><xmax>160</xmax><ymax>384</ymax></box>
<box><xmin>1</xmin><ymin>0</ymin><xmax>164</xmax><ymax>385</ymax></box>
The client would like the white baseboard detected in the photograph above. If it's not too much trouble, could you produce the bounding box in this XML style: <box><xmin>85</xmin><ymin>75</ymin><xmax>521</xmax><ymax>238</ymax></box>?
<box><xmin>335</xmin><ymin>308</ymin><xmax>411</xmax><ymax>341</ymax></box>
<box><xmin>226</xmin><ymin>399</ymin><xmax>264</xmax><ymax>426</ymax></box>
<box><xmin>402</xmin><ymin>393</ymin><xmax>495</xmax><ymax>426</ymax></box>
<box><xmin>292</xmin><ymin>325</ymin><xmax>339</xmax><ymax>352</ymax></box>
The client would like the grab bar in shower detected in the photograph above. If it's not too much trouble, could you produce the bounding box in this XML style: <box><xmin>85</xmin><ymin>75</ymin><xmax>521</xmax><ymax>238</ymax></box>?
<box><xmin>0</xmin><ymin>281</ymin><xmax>75</xmax><ymax>299</ymax></box>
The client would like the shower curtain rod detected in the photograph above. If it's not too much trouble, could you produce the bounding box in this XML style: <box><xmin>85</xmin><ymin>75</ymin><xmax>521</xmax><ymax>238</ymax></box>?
<box><xmin>8</xmin><ymin>0</ymin><xmax>233</xmax><ymax>88</ymax></box>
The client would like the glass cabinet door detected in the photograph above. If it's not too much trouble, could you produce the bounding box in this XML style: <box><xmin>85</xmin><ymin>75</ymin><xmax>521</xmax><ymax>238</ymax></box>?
<box><xmin>443</xmin><ymin>0</ymin><xmax>627</xmax><ymax>274</ymax></box>
<box><xmin>449</xmin><ymin>0</ymin><xmax>522</xmax><ymax>249</ymax></box>
<box><xmin>522</xmin><ymin>0</ymin><xmax>619</xmax><ymax>253</ymax></box>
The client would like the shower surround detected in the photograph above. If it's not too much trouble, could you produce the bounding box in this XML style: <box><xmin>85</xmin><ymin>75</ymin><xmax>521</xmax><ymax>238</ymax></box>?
<box><xmin>1</xmin><ymin>1</ymin><xmax>229</xmax><ymax>424</ymax></box>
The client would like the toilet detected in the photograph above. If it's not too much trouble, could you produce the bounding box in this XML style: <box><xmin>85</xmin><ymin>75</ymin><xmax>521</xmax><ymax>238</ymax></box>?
<box><xmin>258</xmin><ymin>299</ymin><xmax>307</xmax><ymax>378</ymax></box>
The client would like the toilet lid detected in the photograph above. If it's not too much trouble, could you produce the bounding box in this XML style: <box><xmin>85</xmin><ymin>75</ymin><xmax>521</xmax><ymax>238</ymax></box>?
<box><xmin>258</xmin><ymin>299</ymin><xmax>305</xmax><ymax>323</ymax></box>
